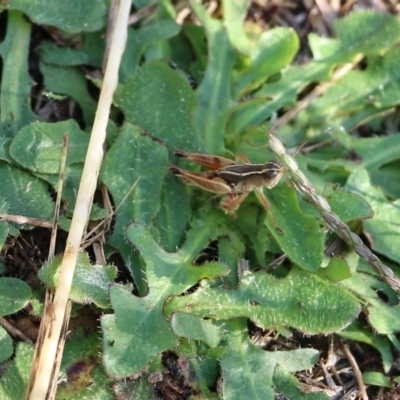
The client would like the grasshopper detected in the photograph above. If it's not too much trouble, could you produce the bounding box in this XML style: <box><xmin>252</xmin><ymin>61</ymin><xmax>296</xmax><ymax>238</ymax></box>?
<box><xmin>169</xmin><ymin>149</ymin><xmax>285</xmax><ymax>219</ymax></box>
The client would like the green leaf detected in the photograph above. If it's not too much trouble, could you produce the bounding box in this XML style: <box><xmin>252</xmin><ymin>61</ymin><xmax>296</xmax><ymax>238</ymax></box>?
<box><xmin>189</xmin><ymin>0</ymin><xmax>236</xmax><ymax>153</ymax></box>
<box><xmin>10</xmin><ymin>120</ymin><xmax>89</xmax><ymax>174</ymax></box>
<box><xmin>116</xmin><ymin>59</ymin><xmax>201</xmax><ymax>152</ymax></box>
<box><xmin>39</xmin><ymin>252</ymin><xmax>117</xmax><ymax>308</ymax></box>
<box><xmin>111</xmin><ymin>355</ymin><xmax>165</xmax><ymax>399</ymax></box>
<box><xmin>0</xmin><ymin>342</ymin><xmax>34</xmax><ymax>399</ymax></box>
<box><xmin>264</xmin><ymin>184</ymin><xmax>324</xmax><ymax>272</ymax></box>
<box><xmin>6</xmin><ymin>0</ymin><xmax>107</xmax><ymax>34</ymax></box>
<box><xmin>308</xmin><ymin>34</ymin><xmax>341</xmax><ymax>61</ymax></box>
<box><xmin>333</xmin><ymin>11</ymin><xmax>400</xmax><ymax>56</ymax></box>
<box><xmin>343</xmin><ymin>273</ymin><xmax>400</xmax><ymax>334</ymax></box>
<box><xmin>217</xmin><ymin>230</ymin><xmax>245</xmax><ymax>288</ymax></box>
<box><xmin>101</xmin><ymin>218</ymin><xmax>230</xmax><ymax>378</ymax></box>
<box><xmin>185</xmin><ymin>347</ymin><xmax>223</xmax><ymax>394</ymax></box>
<box><xmin>274</xmin><ymin>365</ymin><xmax>330</xmax><ymax>399</ymax></box>
<box><xmin>102</xmin><ymin>285</ymin><xmax>178</xmax><ymax>379</ymax></box>
<box><xmin>370</xmin><ymin>161</ymin><xmax>400</xmax><ymax>200</ymax></box>
<box><xmin>40</xmin><ymin>32</ymin><xmax>104</xmax><ymax>68</ymax></box>
<box><xmin>362</xmin><ymin>372</ymin><xmax>392</xmax><ymax>388</ymax></box>
<box><xmin>0</xmin><ymin>278</ymin><xmax>31</xmax><ymax>317</ymax></box>
<box><xmin>166</xmin><ymin>268</ymin><xmax>360</xmax><ymax>335</ymax></box>
<box><xmin>0</xmin><ymin>163</ymin><xmax>54</xmax><ymax>221</ymax></box>
<box><xmin>56</xmin><ymin>328</ymin><xmax>113</xmax><ymax>399</ymax></box>
<box><xmin>100</xmin><ymin>123</ymin><xmax>169</xmax><ymax>293</ymax></box>
<box><xmin>219</xmin><ymin>319</ymin><xmax>320</xmax><ymax>400</ymax></box>
<box><xmin>222</xmin><ymin>0</ymin><xmax>250</xmax><ymax>54</ymax></box>
<box><xmin>0</xmin><ymin>12</ymin><xmax>37</xmax><ymax>137</ymax></box>
<box><xmin>320</xmin><ymin>257</ymin><xmax>352</xmax><ymax>282</ymax></box>
<box><xmin>226</xmin><ymin>97</ymin><xmax>274</xmax><ymax>134</ymax></box>
<box><xmin>323</xmin><ymin>184</ymin><xmax>373</xmax><ymax>222</ymax></box>
<box><xmin>269</xmin><ymin>350</ymin><xmax>320</xmax><ymax>373</ymax></box>
<box><xmin>299</xmin><ymin>49</ymin><xmax>400</xmax><ymax>134</ymax></box>
<box><xmin>231</xmin><ymin>11</ymin><xmax>400</xmax><ymax>133</ymax></box>
<box><xmin>220</xmin><ymin>320</ymin><xmax>276</xmax><ymax>399</ymax></box>
<box><xmin>39</xmin><ymin>61</ymin><xmax>97</xmax><ymax>126</ymax></box>
<box><xmin>135</xmin><ymin>19</ymin><xmax>180</xmax><ymax>50</ymax></box>
<box><xmin>233</xmin><ymin>61</ymin><xmax>327</xmax><ymax>130</ymax></box>
<box><xmin>351</xmin><ymin>134</ymin><xmax>400</xmax><ymax>171</ymax></box>
<box><xmin>235</xmin><ymin>203</ymin><xmax>272</xmax><ymax>266</ymax></box>
<box><xmin>364</xmin><ymin>49</ymin><xmax>400</xmax><ymax>108</ymax></box>
<box><xmin>347</xmin><ymin>167</ymin><xmax>400</xmax><ymax>264</ymax></box>
<box><xmin>309</xmin><ymin>12</ymin><xmax>400</xmax><ymax>63</ymax></box>
<box><xmin>233</xmin><ymin>27</ymin><xmax>299</xmax><ymax>98</ymax></box>
<box><xmin>183</xmin><ymin>24</ymin><xmax>208</xmax><ymax>82</ymax></box>
<box><xmin>154</xmin><ymin>174</ymin><xmax>191</xmax><ymax>252</ymax></box>
<box><xmin>34</xmin><ymin>164</ymin><xmax>86</xmax><ymax>216</ymax></box>
<box><xmin>121</xmin><ymin>20</ymin><xmax>180</xmax><ymax>81</ymax></box>
<box><xmin>0</xmin><ymin>327</ymin><xmax>13</xmax><ymax>363</ymax></box>
<box><xmin>0</xmin><ymin>137</ymin><xmax>12</xmax><ymax>163</ymax></box>
<box><xmin>61</xmin><ymin>327</ymin><xmax>101</xmax><ymax>368</ymax></box>
<box><xmin>0</xmin><ymin>200</ymin><xmax>10</xmax><ymax>251</ymax></box>
<box><xmin>140</xmin><ymin>6</ymin><xmax>180</xmax><ymax>63</ymax></box>
<box><xmin>171</xmin><ymin>313</ymin><xmax>223</xmax><ymax>348</ymax></box>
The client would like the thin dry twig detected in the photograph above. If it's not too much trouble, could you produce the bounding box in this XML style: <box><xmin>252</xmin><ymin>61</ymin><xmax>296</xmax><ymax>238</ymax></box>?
<box><xmin>340</xmin><ymin>341</ymin><xmax>368</xmax><ymax>400</ymax></box>
<box><xmin>49</xmin><ymin>132</ymin><xmax>68</xmax><ymax>259</ymax></box>
<box><xmin>128</xmin><ymin>2</ymin><xmax>158</xmax><ymax>25</ymax></box>
<box><xmin>0</xmin><ymin>317</ymin><xmax>34</xmax><ymax>344</ymax></box>
<box><xmin>0</xmin><ymin>214</ymin><xmax>53</xmax><ymax>228</ymax></box>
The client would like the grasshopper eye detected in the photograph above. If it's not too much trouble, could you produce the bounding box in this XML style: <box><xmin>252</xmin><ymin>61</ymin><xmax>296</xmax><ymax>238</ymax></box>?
<box><xmin>265</xmin><ymin>161</ymin><xmax>281</xmax><ymax>179</ymax></box>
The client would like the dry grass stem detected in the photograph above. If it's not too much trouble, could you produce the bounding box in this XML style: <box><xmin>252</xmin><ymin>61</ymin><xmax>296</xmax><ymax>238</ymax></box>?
<box><xmin>24</xmin><ymin>1</ymin><xmax>132</xmax><ymax>399</ymax></box>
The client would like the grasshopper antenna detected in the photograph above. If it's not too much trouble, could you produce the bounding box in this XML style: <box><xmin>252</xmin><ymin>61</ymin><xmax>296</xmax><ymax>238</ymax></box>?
<box><xmin>292</xmin><ymin>138</ymin><xmax>309</xmax><ymax>157</ymax></box>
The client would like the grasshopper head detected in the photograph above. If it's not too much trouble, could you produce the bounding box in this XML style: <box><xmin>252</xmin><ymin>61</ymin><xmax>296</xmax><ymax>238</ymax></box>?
<box><xmin>261</xmin><ymin>161</ymin><xmax>284</xmax><ymax>188</ymax></box>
